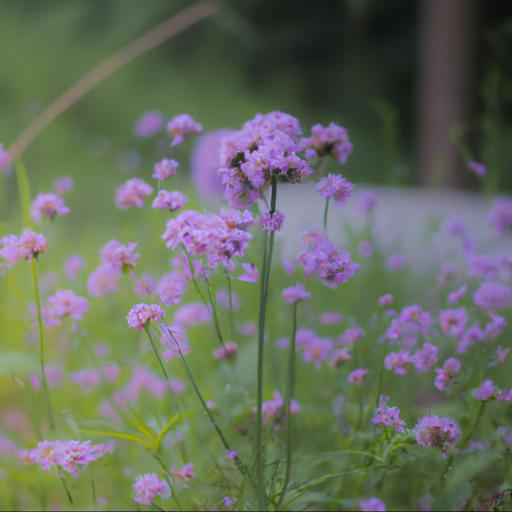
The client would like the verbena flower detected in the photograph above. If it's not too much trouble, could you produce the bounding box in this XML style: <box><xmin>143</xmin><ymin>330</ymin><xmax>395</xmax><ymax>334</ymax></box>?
<box><xmin>213</xmin><ymin>341</ymin><xmax>238</xmax><ymax>360</ymax></box>
<box><xmin>115</xmin><ymin>178</ymin><xmax>153</xmax><ymax>209</ymax></box>
<box><xmin>372</xmin><ymin>395</ymin><xmax>405</xmax><ymax>432</ymax></box>
<box><xmin>359</xmin><ymin>497</ymin><xmax>386</xmax><ymax>511</ymax></box>
<box><xmin>489</xmin><ymin>198</ymin><xmax>512</xmax><ymax>235</ymax></box>
<box><xmin>348</xmin><ymin>368</ymin><xmax>369</xmax><ymax>385</ymax></box>
<box><xmin>127</xmin><ymin>304</ymin><xmax>165</xmax><ymax>330</ymax></box>
<box><xmin>378</xmin><ymin>293</ymin><xmax>394</xmax><ymax>307</ymax></box>
<box><xmin>472</xmin><ymin>380</ymin><xmax>496</xmax><ymax>401</ymax></box>
<box><xmin>282</xmin><ymin>283</ymin><xmax>310</xmax><ymax>304</ymax></box>
<box><xmin>434</xmin><ymin>358</ymin><xmax>461</xmax><ymax>391</ymax></box>
<box><xmin>261</xmin><ymin>391</ymin><xmax>300</xmax><ymax>429</ymax></box>
<box><xmin>316</xmin><ymin>173</ymin><xmax>353</xmax><ymax>205</ymax></box>
<box><xmin>53</xmin><ymin>176</ymin><xmax>74</xmax><ymax>195</ymax></box>
<box><xmin>386</xmin><ymin>305</ymin><xmax>432</xmax><ymax>347</ymax></box>
<box><xmin>467</xmin><ymin>253</ymin><xmax>500</xmax><ymax>280</ymax></box>
<box><xmin>439</xmin><ymin>308</ymin><xmax>468</xmax><ymax>338</ymax></box>
<box><xmin>64</xmin><ymin>255</ymin><xmax>85</xmax><ymax>280</ymax></box>
<box><xmin>132</xmin><ymin>473</ymin><xmax>170</xmax><ymax>505</ymax></box>
<box><xmin>87</xmin><ymin>265</ymin><xmax>121</xmax><ymax>297</ymax></box>
<box><xmin>321</xmin><ymin>311</ymin><xmax>343</xmax><ymax>325</ymax></box>
<box><xmin>466</xmin><ymin>160</ymin><xmax>486</xmax><ymax>177</ymax></box>
<box><xmin>157</xmin><ymin>271</ymin><xmax>188</xmax><ymax>306</ymax></box>
<box><xmin>297</xmin><ymin>230</ymin><xmax>359</xmax><ymax>288</ymax></box>
<box><xmin>0</xmin><ymin>230</ymin><xmax>48</xmax><ymax>267</ymax></box>
<box><xmin>414</xmin><ymin>415</ymin><xmax>460</xmax><ymax>456</ymax></box>
<box><xmin>167</xmin><ymin>113</ymin><xmax>203</xmax><ymax>146</ymax></box>
<box><xmin>171</xmin><ymin>463</ymin><xmax>196</xmax><ymax>481</ymax></box>
<box><xmin>134</xmin><ymin>110</ymin><xmax>163</xmax><ymax>138</ymax></box>
<box><xmin>237</xmin><ymin>262</ymin><xmax>259</xmax><ymax>282</ymax></box>
<box><xmin>152</xmin><ymin>158</ymin><xmax>179</xmax><ymax>182</ymax></box>
<box><xmin>386</xmin><ymin>252</ymin><xmax>407</xmax><ymax>270</ymax></box>
<box><xmin>134</xmin><ymin>273</ymin><xmax>157</xmax><ymax>297</ymax></box>
<box><xmin>0</xmin><ymin>143</ymin><xmax>11</xmax><ymax>174</ymax></box>
<box><xmin>411</xmin><ymin>342</ymin><xmax>439</xmax><ymax>373</ymax></box>
<box><xmin>330</xmin><ymin>348</ymin><xmax>352</xmax><ymax>367</ymax></box>
<box><xmin>174</xmin><ymin>302</ymin><xmax>211</xmax><ymax>327</ymax></box>
<box><xmin>259</xmin><ymin>210</ymin><xmax>285</xmax><ymax>232</ymax></box>
<box><xmin>45</xmin><ymin>289</ymin><xmax>89</xmax><ymax>327</ymax></box>
<box><xmin>70</xmin><ymin>369</ymin><xmax>102</xmax><ymax>393</ymax></box>
<box><xmin>152</xmin><ymin>190</ymin><xmax>188</xmax><ymax>212</ymax></box>
<box><xmin>19</xmin><ymin>440</ymin><xmax>114</xmax><ymax>478</ymax></box>
<box><xmin>385</xmin><ymin>350</ymin><xmax>411</xmax><ymax>376</ymax></box>
<box><xmin>100</xmin><ymin>240</ymin><xmax>140</xmax><ymax>272</ymax></box>
<box><xmin>302</xmin><ymin>122</ymin><xmax>352</xmax><ymax>163</ymax></box>
<box><xmin>159</xmin><ymin>325</ymin><xmax>191</xmax><ymax>360</ymax></box>
<box><xmin>447</xmin><ymin>285</ymin><xmax>467</xmax><ymax>305</ymax></box>
<box><xmin>218</xmin><ymin>111</ymin><xmax>312</xmax><ymax>208</ymax></box>
<box><xmin>473</xmin><ymin>282</ymin><xmax>512</xmax><ymax>310</ymax></box>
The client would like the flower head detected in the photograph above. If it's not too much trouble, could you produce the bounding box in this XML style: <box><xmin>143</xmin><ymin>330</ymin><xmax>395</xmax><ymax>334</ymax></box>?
<box><xmin>152</xmin><ymin>158</ymin><xmax>179</xmax><ymax>182</ymax></box>
<box><xmin>472</xmin><ymin>380</ymin><xmax>496</xmax><ymax>401</ymax></box>
<box><xmin>152</xmin><ymin>190</ymin><xmax>188</xmax><ymax>212</ymax></box>
<box><xmin>282</xmin><ymin>283</ymin><xmax>310</xmax><ymax>304</ymax></box>
<box><xmin>372</xmin><ymin>395</ymin><xmax>405</xmax><ymax>432</ymax></box>
<box><xmin>133</xmin><ymin>473</ymin><xmax>170</xmax><ymax>505</ymax></box>
<box><xmin>348</xmin><ymin>368</ymin><xmax>369</xmax><ymax>385</ymax></box>
<box><xmin>302</xmin><ymin>122</ymin><xmax>352</xmax><ymax>163</ymax></box>
<box><xmin>127</xmin><ymin>304</ymin><xmax>165</xmax><ymax>330</ymax></box>
<box><xmin>489</xmin><ymin>198</ymin><xmax>512</xmax><ymax>235</ymax></box>
<box><xmin>316</xmin><ymin>173</ymin><xmax>353</xmax><ymax>205</ymax></box>
<box><xmin>100</xmin><ymin>240</ymin><xmax>140</xmax><ymax>272</ymax></box>
<box><xmin>415</xmin><ymin>415</ymin><xmax>460</xmax><ymax>455</ymax></box>
<box><xmin>53</xmin><ymin>176</ymin><xmax>74</xmax><ymax>195</ymax></box>
<box><xmin>213</xmin><ymin>342</ymin><xmax>238</xmax><ymax>361</ymax></box>
<box><xmin>0</xmin><ymin>230</ymin><xmax>47</xmax><ymax>267</ymax></box>
<box><xmin>473</xmin><ymin>282</ymin><xmax>512</xmax><ymax>310</ymax></box>
<box><xmin>259</xmin><ymin>210</ymin><xmax>285</xmax><ymax>232</ymax></box>
<box><xmin>466</xmin><ymin>160</ymin><xmax>486</xmax><ymax>178</ymax></box>
<box><xmin>115</xmin><ymin>178</ymin><xmax>152</xmax><ymax>209</ymax></box>
<box><xmin>134</xmin><ymin>110</ymin><xmax>163</xmax><ymax>138</ymax></box>
<box><xmin>167</xmin><ymin>114</ymin><xmax>203</xmax><ymax>146</ymax></box>
<box><xmin>359</xmin><ymin>497</ymin><xmax>386</xmax><ymax>511</ymax></box>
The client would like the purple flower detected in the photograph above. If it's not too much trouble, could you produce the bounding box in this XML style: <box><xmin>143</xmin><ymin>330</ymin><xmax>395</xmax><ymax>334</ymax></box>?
<box><xmin>359</xmin><ymin>497</ymin><xmax>386</xmax><ymax>512</ymax></box>
<box><xmin>213</xmin><ymin>342</ymin><xmax>238</xmax><ymax>361</ymax></box>
<box><xmin>167</xmin><ymin>113</ymin><xmax>203</xmax><ymax>146</ymax></box>
<box><xmin>489</xmin><ymin>198</ymin><xmax>512</xmax><ymax>235</ymax></box>
<box><xmin>447</xmin><ymin>285</ymin><xmax>467</xmax><ymax>305</ymax></box>
<box><xmin>237</xmin><ymin>262</ymin><xmax>259</xmax><ymax>283</ymax></box>
<box><xmin>152</xmin><ymin>158</ymin><xmax>179</xmax><ymax>182</ymax></box>
<box><xmin>134</xmin><ymin>273</ymin><xmax>157</xmax><ymax>297</ymax></box>
<box><xmin>472</xmin><ymin>380</ymin><xmax>496</xmax><ymax>401</ymax></box>
<box><xmin>171</xmin><ymin>463</ymin><xmax>196</xmax><ymax>482</ymax></box>
<box><xmin>133</xmin><ymin>473</ymin><xmax>170</xmax><ymax>505</ymax></box>
<box><xmin>261</xmin><ymin>391</ymin><xmax>300</xmax><ymax>429</ymax></box>
<box><xmin>385</xmin><ymin>350</ymin><xmax>411</xmax><ymax>375</ymax></box>
<box><xmin>19</xmin><ymin>440</ymin><xmax>114</xmax><ymax>478</ymax></box>
<box><xmin>302</xmin><ymin>122</ymin><xmax>352</xmax><ymax>163</ymax></box>
<box><xmin>415</xmin><ymin>415</ymin><xmax>460</xmax><ymax>455</ymax></box>
<box><xmin>259</xmin><ymin>210</ymin><xmax>285</xmax><ymax>232</ymax></box>
<box><xmin>191</xmin><ymin>129</ymin><xmax>234</xmax><ymax>200</ymax></box>
<box><xmin>434</xmin><ymin>358</ymin><xmax>461</xmax><ymax>391</ymax></box>
<box><xmin>0</xmin><ymin>143</ymin><xmax>11</xmax><ymax>174</ymax></box>
<box><xmin>378</xmin><ymin>293</ymin><xmax>394</xmax><ymax>307</ymax></box>
<box><xmin>87</xmin><ymin>265</ymin><xmax>121</xmax><ymax>297</ymax></box>
<box><xmin>467</xmin><ymin>253</ymin><xmax>500</xmax><ymax>280</ymax></box>
<box><xmin>439</xmin><ymin>308</ymin><xmax>468</xmax><ymax>338</ymax></box>
<box><xmin>160</xmin><ymin>326</ymin><xmax>191</xmax><ymax>360</ymax></box>
<box><xmin>64</xmin><ymin>255</ymin><xmax>85</xmax><ymax>280</ymax></box>
<box><xmin>386</xmin><ymin>305</ymin><xmax>432</xmax><ymax>346</ymax></box>
<box><xmin>330</xmin><ymin>348</ymin><xmax>352</xmax><ymax>367</ymax></box>
<box><xmin>70</xmin><ymin>369</ymin><xmax>102</xmax><ymax>393</ymax></box>
<box><xmin>316</xmin><ymin>173</ymin><xmax>353</xmax><ymax>205</ymax></box>
<box><xmin>0</xmin><ymin>230</ymin><xmax>48</xmax><ymax>267</ymax></box>
<box><xmin>174</xmin><ymin>302</ymin><xmax>211</xmax><ymax>327</ymax></box>
<box><xmin>30</xmin><ymin>193</ymin><xmax>69</xmax><ymax>222</ymax></box>
<box><xmin>386</xmin><ymin>252</ymin><xmax>407</xmax><ymax>271</ymax></box>
<box><xmin>100</xmin><ymin>240</ymin><xmax>140</xmax><ymax>272</ymax></box>
<box><xmin>302</xmin><ymin>336</ymin><xmax>333</xmax><ymax>368</ymax></box>
<box><xmin>53</xmin><ymin>176</ymin><xmax>73</xmax><ymax>195</ymax></box>
<box><xmin>282</xmin><ymin>283</ymin><xmax>310</xmax><ymax>304</ymax></box>
<box><xmin>297</xmin><ymin>230</ymin><xmax>359</xmax><ymax>288</ymax></box>
<box><xmin>359</xmin><ymin>240</ymin><xmax>374</xmax><ymax>258</ymax></box>
<box><xmin>348</xmin><ymin>368</ymin><xmax>369</xmax><ymax>385</ymax></box>
<box><xmin>473</xmin><ymin>282</ymin><xmax>512</xmax><ymax>310</ymax></box>
<box><xmin>372</xmin><ymin>395</ymin><xmax>405</xmax><ymax>432</ymax></box>
<box><xmin>152</xmin><ymin>190</ymin><xmax>188</xmax><ymax>212</ymax></box>
<box><xmin>496</xmin><ymin>346</ymin><xmax>510</xmax><ymax>363</ymax></box>
<box><xmin>466</xmin><ymin>160</ymin><xmax>486</xmax><ymax>178</ymax></box>
<box><xmin>127</xmin><ymin>304</ymin><xmax>165</xmax><ymax>330</ymax></box>
<box><xmin>320</xmin><ymin>311</ymin><xmax>343</xmax><ymax>325</ymax></box>
<box><xmin>458</xmin><ymin>324</ymin><xmax>485</xmax><ymax>353</ymax></box>
<box><xmin>157</xmin><ymin>272</ymin><xmax>188</xmax><ymax>306</ymax></box>
<box><xmin>358</xmin><ymin>192</ymin><xmax>377</xmax><ymax>214</ymax></box>
<box><xmin>45</xmin><ymin>290</ymin><xmax>89</xmax><ymax>327</ymax></box>
<box><xmin>115</xmin><ymin>178</ymin><xmax>152</xmax><ymax>209</ymax></box>
<box><xmin>133</xmin><ymin>110</ymin><xmax>163</xmax><ymax>138</ymax></box>
<box><xmin>411</xmin><ymin>342</ymin><xmax>439</xmax><ymax>373</ymax></box>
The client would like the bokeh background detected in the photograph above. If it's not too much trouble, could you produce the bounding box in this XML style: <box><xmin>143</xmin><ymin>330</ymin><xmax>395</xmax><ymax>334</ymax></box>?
<box><xmin>1</xmin><ymin>0</ymin><xmax>512</xmax><ymax>206</ymax></box>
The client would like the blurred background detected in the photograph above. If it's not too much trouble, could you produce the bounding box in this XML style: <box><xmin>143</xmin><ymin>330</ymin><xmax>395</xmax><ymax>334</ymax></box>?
<box><xmin>1</xmin><ymin>0</ymin><xmax>512</xmax><ymax>207</ymax></box>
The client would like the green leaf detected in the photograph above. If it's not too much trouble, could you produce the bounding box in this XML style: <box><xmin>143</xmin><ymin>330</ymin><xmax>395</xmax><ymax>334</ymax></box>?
<box><xmin>79</xmin><ymin>429</ymin><xmax>152</xmax><ymax>449</ymax></box>
<box><xmin>154</xmin><ymin>412</ymin><xmax>191</xmax><ymax>450</ymax></box>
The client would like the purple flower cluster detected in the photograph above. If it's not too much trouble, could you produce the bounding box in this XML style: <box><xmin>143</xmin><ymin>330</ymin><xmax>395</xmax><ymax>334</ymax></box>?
<box><xmin>372</xmin><ymin>395</ymin><xmax>405</xmax><ymax>432</ymax></box>
<box><xmin>19</xmin><ymin>440</ymin><xmax>114</xmax><ymax>478</ymax></box>
<box><xmin>316</xmin><ymin>173</ymin><xmax>354</xmax><ymax>205</ymax></box>
<box><xmin>152</xmin><ymin>158</ymin><xmax>179</xmax><ymax>182</ymax></box>
<box><xmin>31</xmin><ymin>193</ymin><xmax>69</xmax><ymax>222</ymax></box>
<box><xmin>152</xmin><ymin>190</ymin><xmax>188</xmax><ymax>212</ymax></box>
<box><xmin>359</xmin><ymin>497</ymin><xmax>386</xmax><ymax>512</ymax></box>
<box><xmin>167</xmin><ymin>113</ymin><xmax>203</xmax><ymax>146</ymax></box>
<box><xmin>115</xmin><ymin>178</ymin><xmax>153</xmax><ymax>209</ymax></box>
<box><xmin>127</xmin><ymin>303</ymin><xmax>165</xmax><ymax>330</ymax></box>
<box><xmin>133</xmin><ymin>473</ymin><xmax>170</xmax><ymax>505</ymax></box>
<box><xmin>218</xmin><ymin>111</ymin><xmax>312</xmax><ymax>208</ymax></box>
<box><xmin>415</xmin><ymin>415</ymin><xmax>460</xmax><ymax>456</ymax></box>
<box><xmin>282</xmin><ymin>283</ymin><xmax>310</xmax><ymax>304</ymax></box>
<box><xmin>297</xmin><ymin>230</ymin><xmax>359</xmax><ymax>288</ymax></box>
<box><xmin>44</xmin><ymin>289</ymin><xmax>89</xmax><ymax>328</ymax></box>
<box><xmin>489</xmin><ymin>198</ymin><xmax>512</xmax><ymax>235</ymax></box>
<box><xmin>134</xmin><ymin>110</ymin><xmax>164</xmax><ymax>138</ymax></box>
<box><xmin>302</xmin><ymin>122</ymin><xmax>352</xmax><ymax>163</ymax></box>
<box><xmin>434</xmin><ymin>358</ymin><xmax>461</xmax><ymax>391</ymax></box>
<box><xmin>0</xmin><ymin>230</ymin><xmax>48</xmax><ymax>267</ymax></box>
<box><xmin>386</xmin><ymin>305</ymin><xmax>432</xmax><ymax>347</ymax></box>
<box><xmin>162</xmin><ymin>209</ymin><xmax>253</xmax><ymax>272</ymax></box>
<box><xmin>261</xmin><ymin>391</ymin><xmax>300</xmax><ymax>429</ymax></box>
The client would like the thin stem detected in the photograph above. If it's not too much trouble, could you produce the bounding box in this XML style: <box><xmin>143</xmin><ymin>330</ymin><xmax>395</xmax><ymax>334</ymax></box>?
<box><xmin>163</xmin><ymin>326</ymin><xmax>251</xmax><ymax>484</ymax></box>
<box><xmin>256</xmin><ymin>175</ymin><xmax>278</xmax><ymax>510</ymax></box>
<box><xmin>31</xmin><ymin>258</ymin><xmax>55</xmax><ymax>429</ymax></box>
<box><xmin>151</xmin><ymin>452</ymin><xmax>182</xmax><ymax>511</ymax></box>
<box><xmin>205</xmin><ymin>278</ymin><xmax>226</xmax><ymax>349</ymax></box>
<box><xmin>276</xmin><ymin>302</ymin><xmax>298</xmax><ymax>510</ymax></box>
<box><xmin>323</xmin><ymin>198</ymin><xmax>330</xmax><ymax>235</ymax></box>
<box><xmin>225</xmin><ymin>271</ymin><xmax>235</xmax><ymax>340</ymax></box>
<box><xmin>60</xmin><ymin>476</ymin><xmax>74</xmax><ymax>505</ymax></box>
<box><xmin>143</xmin><ymin>325</ymin><xmax>169</xmax><ymax>381</ymax></box>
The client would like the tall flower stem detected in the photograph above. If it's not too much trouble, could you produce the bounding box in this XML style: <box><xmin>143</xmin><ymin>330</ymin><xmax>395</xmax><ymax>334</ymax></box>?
<box><xmin>60</xmin><ymin>476</ymin><xmax>74</xmax><ymax>505</ymax></box>
<box><xmin>225</xmin><ymin>271</ymin><xmax>235</xmax><ymax>340</ymax></box>
<box><xmin>143</xmin><ymin>325</ymin><xmax>169</xmax><ymax>381</ymax></box>
<box><xmin>31</xmin><ymin>257</ymin><xmax>55</xmax><ymax>429</ymax></box>
<box><xmin>276</xmin><ymin>302</ymin><xmax>298</xmax><ymax>510</ymax></box>
<box><xmin>256</xmin><ymin>175</ymin><xmax>278</xmax><ymax>510</ymax></box>
<box><xmin>462</xmin><ymin>401</ymin><xmax>486</xmax><ymax>447</ymax></box>
<box><xmin>323</xmin><ymin>198</ymin><xmax>330</xmax><ymax>235</ymax></box>
<box><xmin>164</xmin><ymin>327</ymin><xmax>252</xmax><ymax>485</ymax></box>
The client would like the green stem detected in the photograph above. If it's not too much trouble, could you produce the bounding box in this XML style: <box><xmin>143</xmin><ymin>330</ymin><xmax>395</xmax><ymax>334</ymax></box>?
<box><xmin>143</xmin><ymin>325</ymin><xmax>168</xmax><ymax>381</ymax></box>
<box><xmin>205</xmin><ymin>278</ymin><xmax>226</xmax><ymax>349</ymax></box>
<box><xmin>31</xmin><ymin>258</ymin><xmax>55</xmax><ymax>429</ymax></box>
<box><xmin>60</xmin><ymin>476</ymin><xmax>74</xmax><ymax>505</ymax></box>
<box><xmin>256</xmin><ymin>176</ymin><xmax>278</xmax><ymax>510</ymax></box>
<box><xmin>225</xmin><ymin>271</ymin><xmax>235</xmax><ymax>340</ymax></box>
<box><xmin>462</xmin><ymin>401</ymin><xmax>486</xmax><ymax>448</ymax></box>
<box><xmin>323</xmin><ymin>198</ymin><xmax>330</xmax><ymax>235</ymax></box>
<box><xmin>151</xmin><ymin>452</ymin><xmax>182</xmax><ymax>511</ymax></box>
<box><xmin>276</xmin><ymin>302</ymin><xmax>298</xmax><ymax>510</ymax></box>
<box><xmin>164</xmin><ymin>327</ymin><xmax>251</xmax><ymax>484</ymax></box>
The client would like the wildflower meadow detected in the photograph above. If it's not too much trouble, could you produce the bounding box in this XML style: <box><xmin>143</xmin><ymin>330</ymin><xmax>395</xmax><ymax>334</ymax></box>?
<box><xmin>1</xmin><ymin>2</ymin><xmax>512</xmax><ymax>512</ymax></box>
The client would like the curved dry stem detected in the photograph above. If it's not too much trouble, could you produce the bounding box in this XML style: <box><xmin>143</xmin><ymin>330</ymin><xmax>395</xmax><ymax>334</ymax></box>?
<box><xmin>8</xmin><ymin>0</ymin><xmax>220</xmax><ymax>162</ymax></box>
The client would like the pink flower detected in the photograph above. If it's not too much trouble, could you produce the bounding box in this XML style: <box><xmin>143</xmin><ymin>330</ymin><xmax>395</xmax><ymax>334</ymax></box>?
<box><xmin>31</xmin><ymin>193</ymin><xmax>69</xmax><ymax>222</ymax></box>
<box><xmin>415</xmin><ymin>415</ymin><xmax>460</xmax><ymax>456</ymax></box>
<box><xmin>439</xmin><ymin>308</ymin><xmax>468</xmax><ymax>338</ymax></box>
<box><xmin>496</xmin><ymin>346</ymin><xmax>510</xmax><ymax>363</ymax></box>
<box><xmin>127</xmin><ymin>304</ymin><xmax>165</xmax><ymax>330</ymax></box>
<box><xmin>434</xmin><ymin>358</ymin><xmax>461</xmax><ymax>391</ymax></box>
<box><xmin>316</xmin><ymin>173</ymin><xmax>353</xmax><ymax>205</ymax></box>
<box><xmin>133</xmin><ymin>473</ymin><xmax>170</xmax><ymax>505</ymax></box>
<box><xmin>134</xmin><ymin>110</ymin><xmax>163</xmax><ymax>138</ymax></box>
<box><xmin>282</xmin><ymin>283</ymin><xmax>310</xmax><ymax>304</ymax></box>
<box><xmin>386</xmin><ymin>252</ymin><xmax>406</xmax><ymax>270</ymax></box>
<box><xmin>411</xmin><ymin>343</ymin><xmax>439</xmax><ymax>373</ymax></box>
<box><xmin>447</xmin><ymin>285</ymin><xmax>467</xmax><ymax>305</ymax></box>
<box><xmin>152</xmin><ymin>190</ymin><xmax>188</xmax><ymax>212</ymax></box>
<box><xmin>372</xmin><ymin>395</ymin><xmax>404</xmax><ymax>432</ymax></box>
<box><xmin>115</xmin><ymin>178</ymin><xmax>152</xmax><ymax>209</ymax></box>
<box><xmin>174</xmin><ymin>302</ymin><xmax>210</xmax><ymax>327</ymax></box>
<box><xmin>261</xmin><ymin>391</ymin><xmax>300</xmax><ymax>429</ymax></box>
<box><xmin>348</xmin><ymin>368</ymin><xmax>369</xmax><ymax>385</ymax></box>
<box><xmin>0</xmin><ymin>144</ymin><xmax>11</xmax><ymax>174</ymax></box>
<box><xmin>237</xmin><ymin>262</ymin><xmax>260</xmax><ymax>283</ymax></box>
<box><xmin>378</xmin><ymin>293</ymin><xmax>394</xmax><ymax>307</ymax></box>
<box><xmin>46</xmin><ymin>289</ymin><xmax>89</xmax><ymax>326</ymax></box>
<box><xmin>70</xmin><ymin>369</ymin><xmax>102</xmax><ymax>393</ymax></box>
<box><xmin>466</xmin><ymin>160</ymin><xmax>486</xmax><ymax>178</ymax></box>
<box><xmin>330</xmin><ymin>348</ymin><xmax>352</xmax><ymax>367</ymax></box>
<box><xmin>134</xmin><ymin>273</ymin><xmax>157</xmax><ymax>297</ymax></box>
<box><xmin>64</xmin><ymin>255</ymin><xmax>85</xmax><ymax>280</ymax></box>
<box><xmin>87</xmin><ymin>265</ymin><xmax>121</xmax><ymax>297</ymax></box>
<box><xmin>171</xmin><ymin>463</ymin><xmax>195</xmax><ymax>481</ymax></box>
<box><xmin>320</xmin><ymin>311</ymin><xmax>343</xmax><ymax>325</ymax></box>
<box><xmin>100</xmin><ymin>240</ymin><xmax>140</xmax><ymax>271</ymax></box>
<box><xmin>259</xmin><ymin>210</ymin><xmax>285</xmax><ymax>232</ymax></box>
<box><xmin>152</xmin><ymin>158</ymin><xmax>179</xmax><ymax>181</ymax></box>
<box><xmin>160</xmin><ymin>326</ymin><xmax>191</xmax><ymax>360</ymax></box>
<box><xmin>157</xmin><ymin>272</ymin><xmax>188</xmax><ymax>306</ymax></box>
<box><xmin>472</xmin><ymin>380</ymin><xmax>496</xmax><ymax>401</ymax></box>
<box><xmin>213</xmin><ymin>342</ymin><xmax>238</xmax><ymax>360</ymax></box>
<box><xmin>167</xmin><ymin>113</ymin><xmax>203</xmax><ymax>146</ymax></box>
<box><xmin>53</xmin><ymin>176</ymin><xmax>74</xmax><ymax>195</ymax></box>
<box><xmin>385</xmin><ymin>351</ymin><xmax>411</xmax><ymax>375</ymax></box>
<box><xmin>0</xmin><ymin>230</ymin><xmax>48</xmax><ymax>267</ymax></box>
